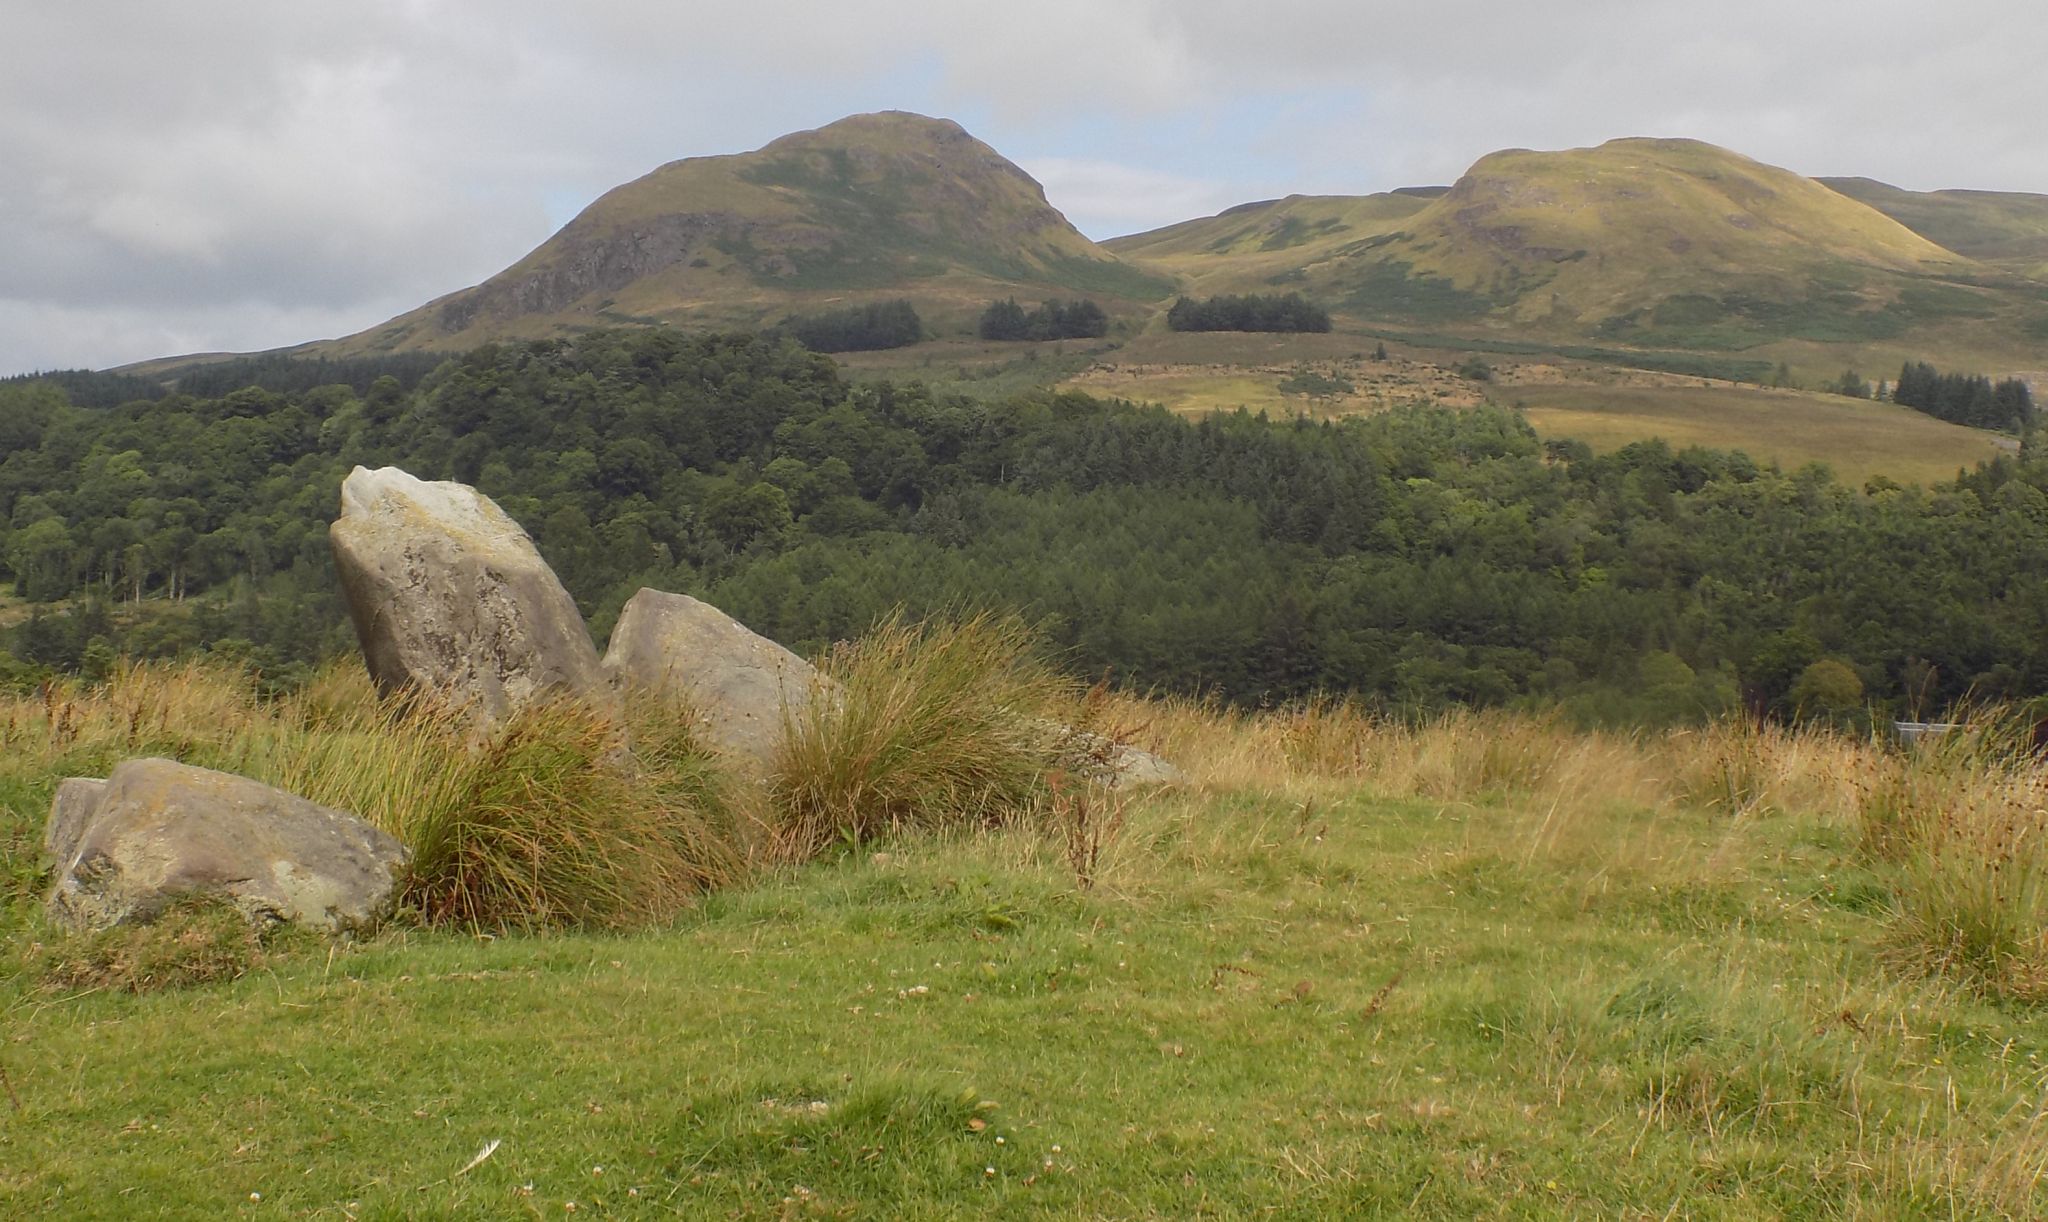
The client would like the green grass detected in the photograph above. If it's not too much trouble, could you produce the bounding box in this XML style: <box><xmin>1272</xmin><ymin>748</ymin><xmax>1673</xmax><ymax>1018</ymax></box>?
<box><xmin>838</xmin><ymin>341</ymin><xmax>1110</xmax><ymax>401</ymax></box>
<box><xmin>11</xmin><ymin>667</ymin><xmax>2048</xmax><ymax>1216</ymax></box>
<box><xmin>1511</xmin><ymin>382</ymin><xmax>2006</xmax><ymax>487</ymax></box>
<box><xmin>9</xmin><ymin>783</ymin><xmax>2048</xmax><ymax>1216</ymax></box>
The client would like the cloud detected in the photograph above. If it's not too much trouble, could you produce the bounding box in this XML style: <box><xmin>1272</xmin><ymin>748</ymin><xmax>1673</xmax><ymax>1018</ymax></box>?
<box><xmin>1017</xmin><ymin>159</ymin><xmax>1247</xmax><ymax>239</ymax></box>
<box><xmin>2</xmin><ymin>0</ymin><xmax>2044</xmax><ymax>372</ymax></box>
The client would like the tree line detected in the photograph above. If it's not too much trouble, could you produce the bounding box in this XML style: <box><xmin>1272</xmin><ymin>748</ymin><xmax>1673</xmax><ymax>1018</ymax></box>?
<box><xmin>777</xmin><ymin>300</ymin><xmax>924</xmax><ymax>353</ymax></box>
<box><xmin>976</xmin><ymin>298</ymin><xmax>1109</xmax><ymax>341</ymax></box>
<box><xmin>1166</xmin><ymin>293</ymin><xmax>1331</xmax><ymax>333</ymax></box>
<box><xmin>1894</xmin><ymin>361</ymin><xmax>2034</xmax><ymax>432</ymax></box>
<box><xmin>5</xmin><ymin>327</ymin><xmax>2048</xmax><ymax>725</ymax></box>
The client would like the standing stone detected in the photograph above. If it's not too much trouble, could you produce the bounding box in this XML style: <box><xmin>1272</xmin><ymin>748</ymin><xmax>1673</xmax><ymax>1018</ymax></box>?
<box><xmin>329</xmin><ymin>465</ymin><xmax>608</xmax><ymax>727</ymax></box>
<box><xmin>603</xmin><ymin>588</ymin><xmax>830</xmax><ymax>772</ymax></box>
<box><xmin>45</xmin><ymin>759</ymin><xmax>409</xmax><ymax>935</ymax></box>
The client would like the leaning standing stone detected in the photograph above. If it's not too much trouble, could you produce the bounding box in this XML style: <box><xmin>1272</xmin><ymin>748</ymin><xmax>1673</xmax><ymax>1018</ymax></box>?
<box><xmin>329</xmin><ymin>465</ymin><xmax>608</xmax><ymax>728</ymax></box>
<box><xmin>603</xmin><ymin>588</ymin><xmax>831</xmax><ymax>773</ymax></box>
<box><xmin>45</xmin><ymin>758</ymin><xmax>409</xmax><ymax>935</ymax></box>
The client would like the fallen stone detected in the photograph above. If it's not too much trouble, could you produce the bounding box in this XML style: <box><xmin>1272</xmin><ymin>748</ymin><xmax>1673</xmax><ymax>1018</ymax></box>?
<box><xmin>607</xmin><ymin>588</ymin><xmax>1184</xmax><ymax>784</ymax></box>
<box><xmin>603</xmin><ymin>588</ymin><xmax>831</xmax><ymax>772</ymax></box>
<box><xmin>329</xmin><ymin>465</ymin><xmax>609</xmax><ymax>728</ymax></box>
<box><xmin>46</xmin><ymin>758</ymin><xmax>409</xmax><ymax>935</ymax></box>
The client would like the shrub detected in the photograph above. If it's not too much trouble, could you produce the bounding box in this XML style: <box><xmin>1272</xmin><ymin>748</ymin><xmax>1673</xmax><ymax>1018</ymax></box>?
<box><xmin>766</xmin><ymin>612</ymin><xmax>1070</xmax><ymax>861</ymax></box>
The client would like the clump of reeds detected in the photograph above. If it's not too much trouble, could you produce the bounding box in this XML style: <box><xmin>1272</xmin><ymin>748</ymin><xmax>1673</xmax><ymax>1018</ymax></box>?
<box><xmin>255</xmin><ymin>674</ymin><xmax>746</xmax><ymax>931</ymax></box>
<box><xmin>2</xmin><ymin>660</ymin><xmax>747</xmax><ymax>933</ymax></box>
<box><xmin>765</xmin><ymin>612</ymin><xmax>1071</xmax><ymax>862</ymax></box>
<box><xmin>1854</xmin><ymin>713</ymin><xmax>2048</xmax><ymax>1002</ymax></box>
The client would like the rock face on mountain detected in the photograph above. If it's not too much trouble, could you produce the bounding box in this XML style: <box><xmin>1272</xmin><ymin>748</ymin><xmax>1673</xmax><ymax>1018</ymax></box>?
<box><xmin>45</xmin><ymin>759</ymin><xmax>407</xmax><ymax>934</ymax></box>
<box><xmin>329</xmin><ymin>465</ymin><xmax>609</xmax><ymax>727</ymax></box>
<box><xmin>604</xmin><ymin>588</ymin><xmax>830</xmax><ymax>772</ymax></box>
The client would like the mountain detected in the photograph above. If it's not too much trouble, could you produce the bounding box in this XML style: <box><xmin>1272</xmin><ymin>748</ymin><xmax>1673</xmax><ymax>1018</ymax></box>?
<box><xmin>326</xmin><ymin>112</ymin><xmax>1171</xmax><ymax>354</ymax></box>
<box><xmin>1820</xmin><ymin>177</ymin><xmax>2048</xmax><ymax>280</ymax></box>
<box><xmin>1114</xmin><ymin>138</ymin><xmax>2042</xmax><ymax>351</ymax></box>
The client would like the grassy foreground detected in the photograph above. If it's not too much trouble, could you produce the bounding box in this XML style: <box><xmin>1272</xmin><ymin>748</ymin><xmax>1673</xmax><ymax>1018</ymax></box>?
<box><xmin>5</xmin><ymin>664</ymin><xmax>2048</xmax><ymax>1217</ymax></box>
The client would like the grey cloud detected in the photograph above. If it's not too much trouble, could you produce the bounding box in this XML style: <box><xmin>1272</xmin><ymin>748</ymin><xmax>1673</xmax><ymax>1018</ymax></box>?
<box><xmin>3</xmin><ymin>1</ymin><xmax>2044</xmax><ymax>372</ymax></box>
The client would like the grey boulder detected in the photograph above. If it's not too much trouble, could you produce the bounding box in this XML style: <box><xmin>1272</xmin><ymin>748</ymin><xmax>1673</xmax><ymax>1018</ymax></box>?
<box><xmin>604</xmin><ymin>588</ymin><xmax>830</xmax><ymax>772</ymax></box>
<box><xmin>606</xmin><ymin>588</ymin><xmax>1184</xmax><ymax>785</ymax></box>
<box><xmin>46</xmin><ymin>759</ymin><xmax>408</xmax><ymax>935</ymax></box>
<box><xmin>329</xmin><ymin>465</ymin><xmax>608</xmax><ymax>727</ymax></box>
<box><xmin>1048</xmin><ymin>726</ymin><xmax>1188</xmax><ymax>787</ymax></box>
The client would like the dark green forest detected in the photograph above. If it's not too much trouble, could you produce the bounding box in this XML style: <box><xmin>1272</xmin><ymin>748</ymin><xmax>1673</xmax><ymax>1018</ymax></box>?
<box><xmin>776</xmin><ymin>300</ymin><xmax>924</xmax><ymax>353</ymax></box>
<box><xmin>1167</xmin><ymin>293</ymin><xmax>1332</xmax><ymax>333</ymax></box>
<box><xmin>977</xmin><ymin>298</ymin><xmax>1110</xmax><ymax>341</ymax></box>
<box><xmin>4</xmin><ymin>328</ymin><xmax>2046</xmax><ymax>724</ymax></box>
<box><xmin>1892</xmin><ymin>361</ymin><xmax>2035</xmax><ymax>432</ymax></box>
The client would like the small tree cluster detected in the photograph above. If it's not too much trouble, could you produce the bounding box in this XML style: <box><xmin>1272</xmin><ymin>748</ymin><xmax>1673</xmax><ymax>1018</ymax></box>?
<box><xmin>781</xmin><ymin>300</ymin><xmax>923</xmax><ymax>353</ymax></box>
<box><xmin>1166</xmin><ymin>293</ymin><xmax>1331</xmax><ymax>333</ymax></box>
<box><xmin>977</xmin><ymin>298</ymin><xmax>1109</xmax><ymax>341</ymax></box>
<box><xmin>1894</xmin><ymin>362</ymin><xmax>2034</xmax><ymax>431</ymax></box>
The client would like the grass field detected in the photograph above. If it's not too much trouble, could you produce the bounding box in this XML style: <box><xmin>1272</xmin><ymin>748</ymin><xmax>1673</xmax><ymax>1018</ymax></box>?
<box><xmin>1507</xmin><ymin>383</ymin><xmax>2008</xmax><ymax>487</ymax></box>
<box><xmin>7</xmin><ymin>664</ymin><xmax>2048</xmax><ymax>1217</ymax></box>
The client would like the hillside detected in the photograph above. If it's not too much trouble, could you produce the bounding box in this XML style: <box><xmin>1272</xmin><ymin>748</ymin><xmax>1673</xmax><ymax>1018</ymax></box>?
<box><xmin>1821</xmin><ymin>176</ymin><xmax>2048</xmax><ymax>279</ymax></box>
<box><xmin>1114</xmin><ymin>138</ymin><xmax>2047</xmax><ymax>354</ymax></box>
<box><xmin>323</xmin><ymin>112</ymin><xmax>1170</xmax><ymax>354</ymax></box>
<box><xmin>1103</xmin><ymin>190</ymin><xmax>1437</xmax><ymax>293</ymax></box>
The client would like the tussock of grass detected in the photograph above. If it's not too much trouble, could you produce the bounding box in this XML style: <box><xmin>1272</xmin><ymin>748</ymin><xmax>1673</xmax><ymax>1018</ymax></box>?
<box><xmin>1853</xmin><ymin>714</ymin><xmax>2048</xmax><ymax>1001</ymax></box>
<box><xmin>0</xmin><ymin>661</ymin><xmax>747</xmax><ymax>933</ymax></box>
<box><xmin>767</xmin><ymin>612</ymin><xmax>1071</xmax><ymax>862</ymax></box>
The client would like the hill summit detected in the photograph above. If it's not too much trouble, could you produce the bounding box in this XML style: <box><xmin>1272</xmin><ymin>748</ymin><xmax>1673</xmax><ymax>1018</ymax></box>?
<box><xmin>1114</xmin><ymin>137</ymin><xmax>2018</xmax><ymax>348</ymax></box>
<box><xmin>333</xmin><ymin>112</ymin><xmax>1168</xmax><ymax>353</ymax></box>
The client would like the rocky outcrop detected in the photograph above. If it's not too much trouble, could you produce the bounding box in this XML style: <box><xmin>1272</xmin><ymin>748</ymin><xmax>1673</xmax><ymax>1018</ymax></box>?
<box><xmin>603</xmin><ymin>588</ymin><xmax>831</xmax><ymax>772</ymax></box>
<box><xmin>45</xmin><ymin>759</ymin><xmax>408</xmax><ymax>935</ymax></box>
<box><xmin>329</xmin><ymin>465</ymin><xmax>609</xmax><ymax>728</ymax></box>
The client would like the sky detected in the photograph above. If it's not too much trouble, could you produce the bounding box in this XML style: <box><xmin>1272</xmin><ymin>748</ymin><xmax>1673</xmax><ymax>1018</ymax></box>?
<box><xmin>4</xmin><ymin>0</ymin><xmax>2045</xmax><ymax>374</ymax></box>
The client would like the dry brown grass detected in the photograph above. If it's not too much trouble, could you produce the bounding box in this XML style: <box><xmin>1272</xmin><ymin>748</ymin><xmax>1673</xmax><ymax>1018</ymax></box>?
<box><xmin>14</xmin><ymin>656</ymin><xmax>2048</xmax><ymax>999</ymax></box>
<box><xmin>766</xmin><ymin>612</ymin><xmax>1073</xmax><ymax>863</ymax></box>
<box><xmin>2</xmin><ymin>660</ymin><xmax>748</xmax><ymax>931</ymax></box>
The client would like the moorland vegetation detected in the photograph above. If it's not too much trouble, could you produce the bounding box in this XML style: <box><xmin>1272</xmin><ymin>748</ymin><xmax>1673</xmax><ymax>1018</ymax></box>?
<box><xmin>8</xmin><ymin>642</ymin><xmax>2048</xmax><ymax>1214</ymax></box>
<box><xmin>5</xmin><ymin>328</ymin><xmax>2047</xmax><ymax>724</ymax></box>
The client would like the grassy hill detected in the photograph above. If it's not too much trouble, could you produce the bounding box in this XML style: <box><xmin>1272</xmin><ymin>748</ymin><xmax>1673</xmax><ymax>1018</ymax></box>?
<box><xmin>1103</xmin><ymin>191</ymin><xmax>1437</xmax><ymax>295</ymax></box>
<box><xmin>1821</xmin><ymin>176</ymin><xmax>2048</xmax><ymax>280</ymax></box>
<box><xmin>323</xmin><ymin>112</ymin><xmax>1172</xmax><ymax>355</ymax></box>
<box><xmin>1112</xmin><ymin>139</ymin><xmax>2048</xmax><ymax>360</ymax></box>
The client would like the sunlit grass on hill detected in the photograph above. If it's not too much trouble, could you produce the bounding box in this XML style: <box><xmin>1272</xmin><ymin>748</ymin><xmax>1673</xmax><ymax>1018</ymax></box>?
<box><xmin>1510</xmin><ymin>381</ymin><xmax>2007</xmax><ymax>487</ymax></box>
<box><xmin>6</xmin><ymin>641</ymin><xmax>2048</xmax><ymax>1215</ymax></box>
